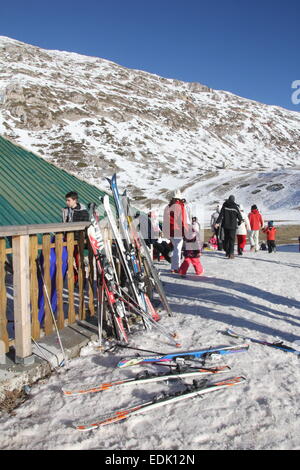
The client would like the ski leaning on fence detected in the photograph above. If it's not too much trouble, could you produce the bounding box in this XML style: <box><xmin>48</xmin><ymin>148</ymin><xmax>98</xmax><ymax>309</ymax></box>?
<box><xmin>108</xmin><ymin>173</ymin><xmax>173</xmax><ymax>318</ymax></box>
<box><xmin>226</xmin><ymin>328</ymin><xmax>300</xmax><ymax>356</ymax></box>
<box><xmin>107</xmin><ymin>174</ymin><xmax>164</xmax><ymax>325</ymax></box>
<box><xmin>122</xmin><ymin>187</ymin><xmax>174</xmax><ymax>318</ymax></box>
<box><xmin>107</xmin><ymin>174</ymin><xmax>152</xmax><ymax>318</ymax></box>
<box><xmin>87</xmin><ymin>205</ymin><xmax>129</xmax><ymax>344</ymax></box>
<box><xmin>74</xmin><ymin>376</ymin><xmax>246</xmax><ymax>431</ymax></box>
<box><xmin>117</xmin><ymin>343</ymin><xmax>249</xmax><ymax>368</ymax></box>
<box><xmin>102</xmin><ymin>194</ymin><xmax>180</xmax><ymax>347</ymax></box>
<box><xmin>62</xmin><ymin>365</ymin><xmax>231</xmax><ymax>397</ymax></box>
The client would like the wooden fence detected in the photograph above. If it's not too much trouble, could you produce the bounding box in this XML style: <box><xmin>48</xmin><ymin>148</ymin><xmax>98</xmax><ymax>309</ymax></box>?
<box><xmin>0</xmin><ymin>221</ymin><xmax>96</xmax><ymax>363</ymax></box>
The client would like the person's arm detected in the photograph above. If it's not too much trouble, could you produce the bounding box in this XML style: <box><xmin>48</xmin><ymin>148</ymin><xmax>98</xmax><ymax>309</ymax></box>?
<box><xmin>215</xmin><ymin>206</ymin><xmax>224</xmax><ymax>226</ymax></box>
<box><xmin>236</xmin><ymin>208</ymin><xmax>243</xmax><ymax>225</ymax></box>
<box><xmin>245</xmin><ymin>215</ymin><xmax>251</xmax><ymax>231</ymax></box>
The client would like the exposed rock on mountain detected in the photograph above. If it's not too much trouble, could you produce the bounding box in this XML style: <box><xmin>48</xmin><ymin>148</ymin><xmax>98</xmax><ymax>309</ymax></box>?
<box><xmin>0</xmin><ymin>36</ymin><xmax>299</xmax><ymax>218</ymax></box>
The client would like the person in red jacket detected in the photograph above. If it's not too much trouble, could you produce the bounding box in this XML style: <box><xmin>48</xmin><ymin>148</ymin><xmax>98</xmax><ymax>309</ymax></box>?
<box><xmin>163</xmin><ymin>191</ymin><xmax>189</xmax><ymax>272</ymax></box>
<box><xmin>248</xmin><ymin>205</ymin><xmax>264</xmax><ymax>252</ymax></box>
<box><xmin>262</xmin><ymin>221</ymin><xmax>277</xmax><ymax>253</ymax></box>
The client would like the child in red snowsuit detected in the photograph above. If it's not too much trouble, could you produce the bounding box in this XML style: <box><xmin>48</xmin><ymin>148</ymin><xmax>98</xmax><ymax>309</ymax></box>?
<box><xmin>262</xmin><ymin>221</ymin><xmax>277</xmax><ymax>253</ymax></box>
<box><xmin>178</xmin><ymin>228</ymin><xmax>204</xmax><ymax>276</ymax></box>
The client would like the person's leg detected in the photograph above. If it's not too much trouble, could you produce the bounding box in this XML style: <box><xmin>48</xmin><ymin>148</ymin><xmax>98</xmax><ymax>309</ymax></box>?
<box><xmin>237</xmin><ymin>235</ymin><xmax>242</xmax><ymax>254</ymax></box>
<box><xmin>191</xmin><ymin>257</ymin><xmax>204</xmax><ymax>275</ymax></box>
<box><xmin>254</xmin><ymin>231</ymin><xmax>260</xmax><ymax>251</ymax></box>
<box><xmin>170</xmin><ymin>238</ymin><xmax>183</xmax><ymax>271</ymax></box>
<box><xmin>223</xmin><ymin>229</ymin><xmax>229</xmax><ymax>256</ymax></box>
<box><xmin>178</xmin><ymin>258</ymin><xmax>191</xmax><ymax>275</ymax></box>
<box><xmin>214</xmin><ymin>228</ymin><xmax>223</xmax><ymax>250</ymax></box>
<box><xmin>249</xmin><ymin>231</ymin><xmax>255</xmax><ymax>250</ymax></box>
<box><xmin>239</xmin><ymin>234</ymin><xmax>247</xmax><ymax>253</ymax></box>
<box><xmin>228</xmin><ymin>230</ymin><xmax>236</xmax><ymax>257</ymax></box>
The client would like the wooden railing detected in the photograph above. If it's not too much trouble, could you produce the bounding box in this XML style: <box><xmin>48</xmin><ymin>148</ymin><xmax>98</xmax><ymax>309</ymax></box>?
<box><xmin>0</xmin><ymin>222</ymin><xmax>94</xmax><ymax>364</ymax></box>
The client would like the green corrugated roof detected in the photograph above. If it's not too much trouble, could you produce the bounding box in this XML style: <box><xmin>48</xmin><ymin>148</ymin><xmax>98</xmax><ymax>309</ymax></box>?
<box><xmin>0</xmin><ymin>135</ymin><xmax>114</xmax><ymax>225</ymax></box>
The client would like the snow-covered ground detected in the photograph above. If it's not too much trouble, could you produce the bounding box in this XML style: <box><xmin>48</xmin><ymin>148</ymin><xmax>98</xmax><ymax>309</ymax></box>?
<box><xmin>0</xmin><ymin>244</ymin><xmax>299</xmax><ymax>450</ymax></box>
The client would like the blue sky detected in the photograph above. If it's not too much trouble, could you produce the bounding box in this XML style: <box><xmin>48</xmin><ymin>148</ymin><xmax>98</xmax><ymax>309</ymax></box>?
<box><xmin>1</xmin><ymin>0</ymin><xmax>299</xmax><ymax>111</ymax></box>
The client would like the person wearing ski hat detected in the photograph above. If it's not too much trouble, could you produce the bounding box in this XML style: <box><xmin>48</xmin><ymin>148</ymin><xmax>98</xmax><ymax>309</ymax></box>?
<box><xmin>262</xmin><ymin>221</ymin><xmax>277</xmax><ymax>253</ymax></box>
<box><xmin>210</xmin><ymin>203</ymin><xmax>223</xmax><ymax>250</ymax></box>
<box><xmin>215</xmin><ymin>195</ymin><xmax>242</xmax><ymax>259</ymax></box>
<box><xmin>163</xmin><ymin>190</ymin><xmax>189</xmax><ymax>272</ymax></box>
<box><xmin>248</xmin><ymin>204</ymin><xmax>264</xmax><ymax>252</ymax></box>
<box><xmin>236</xmin><ymin>204</ymin><xmax>251</xmax><ymax>255</ymax></box>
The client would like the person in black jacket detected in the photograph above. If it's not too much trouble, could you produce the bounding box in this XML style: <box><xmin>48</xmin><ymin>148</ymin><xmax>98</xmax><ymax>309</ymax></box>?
<box><xmin>215</xmin><ymin>195</ymin><xmax>242</xmax><ymax>259</ymax></box>
<box><xmin>62</xmin><ymin>191</ymin><xmax>90</xmax><ymax>223</ymax></box>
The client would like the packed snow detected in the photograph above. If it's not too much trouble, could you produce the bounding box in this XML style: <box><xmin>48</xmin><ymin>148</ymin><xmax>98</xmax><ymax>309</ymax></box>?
<box><xmin>1</xmin><ymin>244</ymin><xmax>299</xmax><ymax>450</ymax></box>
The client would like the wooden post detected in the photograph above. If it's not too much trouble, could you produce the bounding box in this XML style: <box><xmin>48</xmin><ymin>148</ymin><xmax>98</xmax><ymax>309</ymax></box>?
<box><xmin>67</xmin><ymin>232</ymin><xmax>75</xmax><ymax>324</ymax></box>
<box><xmin>12</xmin><ymin>235</ymin><xmax>34</xmax><ymax>364</ymax></box>
<box><xmin>42</xmin><ymin>234</ymin><xmax>52</xmax><ymax>336</ymax></box>
<box><xmin>55</xmin><ymin>233</ymin><xmax>65</xmax><ymax>330</ymax></box>
<box><xmin>29</xmin><ymin>235</ymin><xmax>40</xmax><ymax>339</ymax></box>
<box><xmin>0</xmin><ymin>238</ymin><xmax>9</xmax><ymax>353</ymax></box>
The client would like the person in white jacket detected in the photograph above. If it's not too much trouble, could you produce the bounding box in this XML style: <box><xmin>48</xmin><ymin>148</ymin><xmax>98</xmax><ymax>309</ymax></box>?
<box><xmin>236</xmin><ymin>204</ymin><xmax>251</xmax><ymax>255</ymax></box>
<box><xmin>210</xmin><ymin>204</ymin><xmax>223</xmax><ymax>250</ymax></box>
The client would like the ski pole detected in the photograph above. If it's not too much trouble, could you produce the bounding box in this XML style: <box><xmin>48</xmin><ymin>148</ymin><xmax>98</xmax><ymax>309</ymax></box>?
<box><xmin>36</xmin><ymin>259</ymin><xmax>67</xmax><ymax>367</ymax></box>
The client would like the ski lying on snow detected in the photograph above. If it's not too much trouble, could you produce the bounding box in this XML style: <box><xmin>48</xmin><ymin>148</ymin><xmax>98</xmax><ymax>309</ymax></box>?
<box><xmin>74</xmin><ymin>376</ymin><xmax>246</xmax><ymax>431</ymax></box>
<box><xmin>62</xmin><ymin>365</ymin><xmax>230</xmax><ymax>397</ymax></box>
<box><xmin>226</xmin><ymin>328</ymin><xmax>300</xmax><ymax>356</ymax></box>
<box><xmin>117</xmin><ymin>343</ymin><xmax>249</xmax><ymax>368</ymax></box>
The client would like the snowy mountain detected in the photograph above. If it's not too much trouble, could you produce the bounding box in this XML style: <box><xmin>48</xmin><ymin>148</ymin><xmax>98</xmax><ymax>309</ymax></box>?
<box><xmin>0</xmin><ymin>36</ymin><xmax>300</xmax><ymax>222</ymax></box>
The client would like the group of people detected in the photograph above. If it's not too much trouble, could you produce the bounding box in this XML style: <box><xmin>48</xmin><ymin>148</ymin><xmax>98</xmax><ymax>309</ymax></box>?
<box><xmin>160</xmin><ymin>190</ymin><xmax>204</xmax><ymax>277</ymax></box>
<box><xmin>210</xmin><ymin>196</ymin><xmax>277</xmax><ymax>258</ymax></box>
<box><xmin>62</xmin><ymin>190</ymin><xmax>277</xmax><ymax>280</ymax></box>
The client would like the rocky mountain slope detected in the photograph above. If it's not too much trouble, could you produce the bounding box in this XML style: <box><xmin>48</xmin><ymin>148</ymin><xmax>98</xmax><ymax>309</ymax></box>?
<box><xmin>0</xmin><ymin>36</ymin><xmax>299</xmax><ymax>220</ymax></box>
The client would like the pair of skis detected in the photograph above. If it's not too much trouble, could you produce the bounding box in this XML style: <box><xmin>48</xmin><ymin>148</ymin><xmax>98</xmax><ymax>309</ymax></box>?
<box><xmin>64</xmin><ymin>342</ymin><xmax>248</xmax><ymax>430</ymax></box>
<box><xmin>72</xmin><ymin>375</ymin><xmax>246</xmax><ymax>431</ymax></box>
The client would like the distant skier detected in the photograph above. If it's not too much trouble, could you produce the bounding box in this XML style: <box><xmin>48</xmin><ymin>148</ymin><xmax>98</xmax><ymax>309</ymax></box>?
<box><xmin>248</xmin><ymin>205</ymin><xmax>264</xmax><ymax>252</ymax></box>
<box><xmin>262</xmin><ymin>221</ymin><xmax>277</xmax><ymax>253</ymax></box>
<box><xmin>210</xmin><ymin>204</ymin><xmax>223</xmax><ymax>250</ymax></box>
<box><xmin>215</xmin><ymin>195</ymin><xmax>242</xmax><ymax>259</ymax></box>
<box><xmin>178</xmin><ymin>226</ymin><xmax>204</xmax><ymax>277</ymax></box>
<box><xmin>145</xmin><ymin>211</ymin><xmax>172</xmax><ymax>263</ymax></box>
<box><xmin>236</xmin><ymin>204</ymin><xmax>251</xmax><ymax>255</ymax></box>
<box><xmin>163</xmin><ymin>190</ymin><xmax>189</xmax><ymax>273</ymax></box>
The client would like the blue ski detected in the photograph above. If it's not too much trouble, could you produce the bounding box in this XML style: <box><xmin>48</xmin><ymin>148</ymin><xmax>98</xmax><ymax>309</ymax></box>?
<box><xmin>117</xmin><ymin>343</ymin><xmax>249</xmax><ymax>368</ymax></box>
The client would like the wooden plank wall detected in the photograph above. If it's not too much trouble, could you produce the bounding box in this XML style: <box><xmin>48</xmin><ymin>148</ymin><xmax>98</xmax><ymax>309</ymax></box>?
<box><xmin>0</xmin><ymin>228</ymin><xmax>96</xmax><ymax>360</ymax></box>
